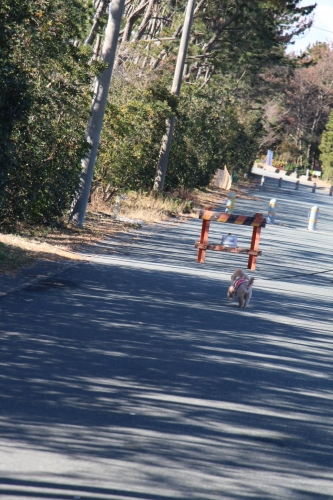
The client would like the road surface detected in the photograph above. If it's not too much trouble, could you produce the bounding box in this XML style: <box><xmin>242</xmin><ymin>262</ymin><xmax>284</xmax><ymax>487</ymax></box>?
<box><xmin>0</xmin><ymin>176</ymin><xmax>332</xmax><ymax>499</ymax></box>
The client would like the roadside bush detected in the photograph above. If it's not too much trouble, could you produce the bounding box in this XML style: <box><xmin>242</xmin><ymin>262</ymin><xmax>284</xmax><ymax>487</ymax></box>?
<box><xmin>95</xmin><ymin>80</ymin><xmax>177</xmax><ymax>196</ymax></box>
<box><xmin>95</xmin><ymin>83</ymin><xmax>263</xmax><ymax>195</ymax></box>
<box><xmin>165</xmin><ymin>91</ymin><xmax>263</xmax><ymax>190</ymax></box>
<box><xmin>0</xmin><ymin>0</ymin><xmax>95</xmax><ymax>225</ymax></box>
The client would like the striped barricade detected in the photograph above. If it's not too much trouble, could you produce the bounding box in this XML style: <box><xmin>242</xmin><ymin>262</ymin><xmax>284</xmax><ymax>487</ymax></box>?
<box><xmin>195</xmin><ymin>209</ymin><xmax>266</xmax><ymax>270</ymax></box>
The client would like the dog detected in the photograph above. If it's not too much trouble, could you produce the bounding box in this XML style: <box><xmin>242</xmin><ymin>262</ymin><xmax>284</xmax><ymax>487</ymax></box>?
<box><xmin>227</xmin><ymin>268</ymin><xmax>254</xmax><ymax>308</ymax></box>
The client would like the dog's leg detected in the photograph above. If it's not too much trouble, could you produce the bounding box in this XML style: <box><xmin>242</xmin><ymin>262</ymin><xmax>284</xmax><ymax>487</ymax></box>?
<box><xmin>244</xmin><ymin>284</ymin><xmax>253</xmax><ymax>308</ymax></box>
<box><xmin>244</xmin><ymin>292</ymin><xmax>252</xmax><ymax>307</ymax></box>
<box><xmin>238</xmin><ymin>297</ymin><xmax>245</xmax><ymax>308</ymax></box>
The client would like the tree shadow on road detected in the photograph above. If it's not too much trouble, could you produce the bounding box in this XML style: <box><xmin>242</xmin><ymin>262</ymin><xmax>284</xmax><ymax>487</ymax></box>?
<box><xmin>0</xmin><ymin>258</ymin><xmax>332</xmax><ymax>499</ymax></box>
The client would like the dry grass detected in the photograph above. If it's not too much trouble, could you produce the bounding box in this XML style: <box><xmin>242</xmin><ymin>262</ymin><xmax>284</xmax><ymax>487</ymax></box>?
<box><xmin>90</xmin><ymin>189</ymin><xmax>198</xmax><ymax>222</ymax></box>
<box><xmin>0</xmin><ymin>234</ymin><xmax>86</xmax><ymax>261</ymax></box>
<box><xmin>0</xmin><ymin>182</ymin><xmax>257</xmax><ymax>274</ymax></box>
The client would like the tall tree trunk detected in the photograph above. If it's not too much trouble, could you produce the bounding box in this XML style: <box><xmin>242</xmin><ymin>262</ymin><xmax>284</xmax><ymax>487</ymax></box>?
<box><xmin>70</xmin><ymin>0</ymin><xmax>125</xmax><ymax>227</ymax></box>
<box><xmin>153</xmin><ymin>0</ymin><xmax>196</xmax><ymax>192</ymax></box>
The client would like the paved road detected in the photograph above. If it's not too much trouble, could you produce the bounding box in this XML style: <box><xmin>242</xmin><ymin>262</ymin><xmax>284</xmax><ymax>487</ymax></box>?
<box><xmin>0</xmin><ymin>177</ymin><xmax>333</xmax><ymax>499</ymax></box>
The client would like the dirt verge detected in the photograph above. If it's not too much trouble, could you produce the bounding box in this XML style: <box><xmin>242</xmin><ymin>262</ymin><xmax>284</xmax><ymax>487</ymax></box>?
<box><xmin>0</xmin><ymin>183</ymin><xmax>257</xmax><ymax>274</ymax></box>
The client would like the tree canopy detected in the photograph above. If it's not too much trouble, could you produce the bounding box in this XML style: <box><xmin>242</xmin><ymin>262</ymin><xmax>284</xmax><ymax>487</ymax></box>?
<box><xmin>94</xmin><ymin>0</ymin><xmax>317</xmax><ymax>194</ymax></box>
<box><xmin>1</xmin><ymin>0</ymin><xmax>325</xmax><ymax>226</ymax></box>
<box><xmin>260</xmin><ymin>42</ymin><xmax>333</xmax><ymax>170</ymax></box>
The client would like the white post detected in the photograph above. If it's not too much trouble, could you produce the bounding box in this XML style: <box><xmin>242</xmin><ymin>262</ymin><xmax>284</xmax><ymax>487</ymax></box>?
<box><xmin>308</xmin><ymin>206</ymin><xmax>319</xmax><ymax>231</ymax></box>
<box><xmin>225</xmin><ymin>192</ymin><xmax>236</xmax><ymax>213</ymax></box>
<box><xmin>268</xmin><ymin>198</ymin><xmax>277</xmax><ymax>224</ymax></box>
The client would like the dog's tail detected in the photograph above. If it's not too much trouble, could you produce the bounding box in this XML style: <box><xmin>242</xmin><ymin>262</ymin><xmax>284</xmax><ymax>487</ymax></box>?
<box><xmin>247</xmin><ymin>277</ymin><xmax>254</xmax><ymax>288</ymax></box>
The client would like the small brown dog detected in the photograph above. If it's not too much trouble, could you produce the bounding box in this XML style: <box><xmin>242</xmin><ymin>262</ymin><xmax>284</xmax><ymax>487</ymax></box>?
<box><xmin>227</xmin><ymin>268</ymin><xmax>254</xmax><ymax>308</ymax></box>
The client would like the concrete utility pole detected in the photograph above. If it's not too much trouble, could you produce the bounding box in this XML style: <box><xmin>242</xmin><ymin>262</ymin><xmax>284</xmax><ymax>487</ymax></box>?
<box><xmin>70</xmin><ymin>0</ymin><xmax>125</xmax><ymax>227</ymax></box>
<box><xmin>153</xmin><ymin>0</ymin><xmax>196</xmax><ymax>192</ymax></box>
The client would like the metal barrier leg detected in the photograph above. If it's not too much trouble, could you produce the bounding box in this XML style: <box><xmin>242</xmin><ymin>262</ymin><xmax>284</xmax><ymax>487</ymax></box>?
<box><xmin>248</xmin><ymin>217</ymin><xmax>262</xmax><ymax>270</ymax></box>
<box><xmin>197</xmin><ymin>219</ymin><xmax>210</xmax><ymax>263</ymax></box>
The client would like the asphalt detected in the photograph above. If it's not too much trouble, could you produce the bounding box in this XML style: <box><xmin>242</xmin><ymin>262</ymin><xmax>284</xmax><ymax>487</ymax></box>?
<box><xmin>0</xmin><ymin>176</ymin><xmax>332</xmax><ymax>500</ymax></box>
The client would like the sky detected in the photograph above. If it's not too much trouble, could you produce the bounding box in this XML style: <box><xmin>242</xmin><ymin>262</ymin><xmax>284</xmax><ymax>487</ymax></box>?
<box><xmin>287</xmin><ymin>0</ymin><xmax>333</xmax><ymax>54</ymax></box>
